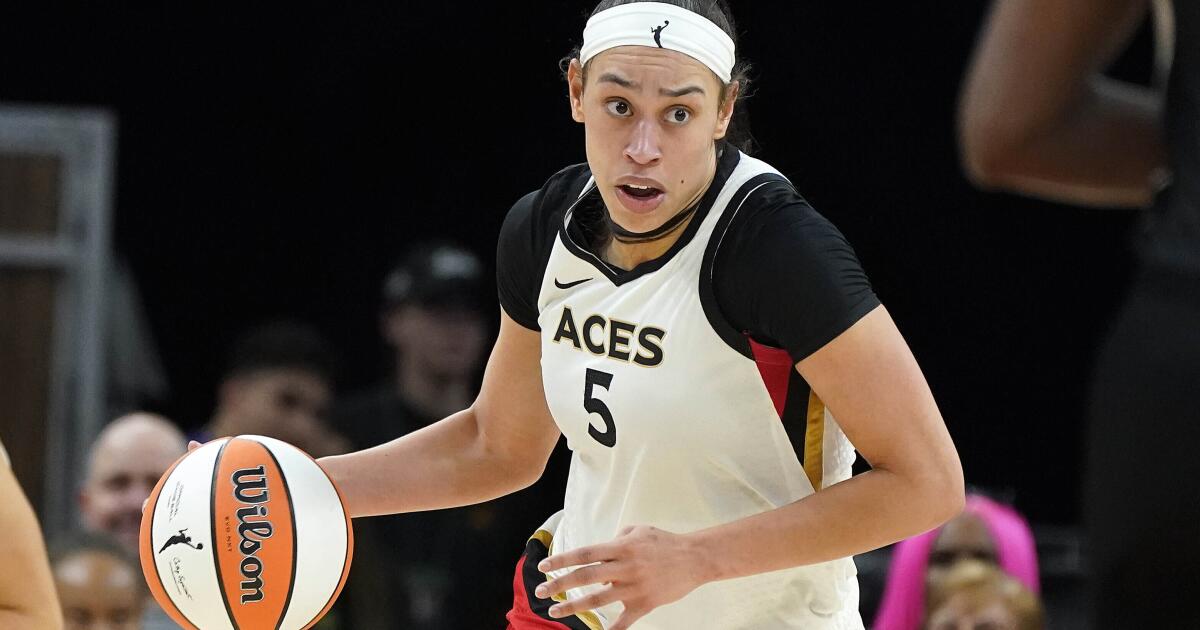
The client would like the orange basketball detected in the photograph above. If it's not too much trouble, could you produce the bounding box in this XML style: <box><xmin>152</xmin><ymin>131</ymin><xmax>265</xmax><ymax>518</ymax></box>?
<box><xmin>139</xmin><ymin>435</ymin><xmax>353</xmax><ymax>630</ymax></box>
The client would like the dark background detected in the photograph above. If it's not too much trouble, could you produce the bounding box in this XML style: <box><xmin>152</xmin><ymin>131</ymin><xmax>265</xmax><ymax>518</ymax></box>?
<box><xmin>0</xmin><ymin>2</ymin><xmax>1155</xmax><ymax>525</ymax></box>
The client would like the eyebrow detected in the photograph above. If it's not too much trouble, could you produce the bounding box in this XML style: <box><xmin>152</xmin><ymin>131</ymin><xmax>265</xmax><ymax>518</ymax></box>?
<box><xmin>597</xmin><ymin>73</ymin><xmax>706</xmax><ymax>98</ymax></box>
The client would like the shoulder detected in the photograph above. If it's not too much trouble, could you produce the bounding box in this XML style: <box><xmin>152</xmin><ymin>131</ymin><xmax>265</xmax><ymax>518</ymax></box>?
<box><xmin>497</xmin><ymin>163</ymin><xmax>591</xmax><ymax>330</ymax></box>
<box><xmin>501</xmin><ymin>163</ymin><xmax>592</xmax><ymax>236</ymax></box>
<box><xmin>718</xmin><ymin>174</ymin><xmax>836</xmax><ymax>251</ymax></box>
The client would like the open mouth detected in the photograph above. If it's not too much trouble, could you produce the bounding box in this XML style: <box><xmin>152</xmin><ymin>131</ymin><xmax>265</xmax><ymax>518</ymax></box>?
<box><xmin>619</xmin><ymin>184</ymin><xmax>662</xmax><ymax>198</ymax></box>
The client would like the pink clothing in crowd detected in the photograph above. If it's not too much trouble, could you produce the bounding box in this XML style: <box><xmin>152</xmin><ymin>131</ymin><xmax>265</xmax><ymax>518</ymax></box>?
<box><xmin>872</xmin><ymin>494</ymin><xmax>1040</xmax><ymax>630</ymax></box>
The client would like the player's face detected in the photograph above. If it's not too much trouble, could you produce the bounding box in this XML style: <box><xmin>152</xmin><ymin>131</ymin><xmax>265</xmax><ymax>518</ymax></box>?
<box><xmin>927</xmin><ymin>512</ymin><xmax>999</xmax><ymax>588</ymax></box>
<box><xmin>81</xmin><ymin>435</ymin><xmax>182</xmax><ymax>553</ymax></box>
<box><xmin>55</xmin><ymin>551</ymin><xmax>146</xmax><ymax>630</ymax></box>
<box><xmin>569</xmin><ymin>46</ymin><xmax>736</xmax><ymax>234</ymax></box>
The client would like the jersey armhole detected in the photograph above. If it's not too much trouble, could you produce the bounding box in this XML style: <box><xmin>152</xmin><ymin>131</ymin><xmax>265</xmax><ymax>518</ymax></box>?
<box><xmin>697</xmin><ymin>173</ymin><xmax>790</xmax><ymax>360</ymax></box>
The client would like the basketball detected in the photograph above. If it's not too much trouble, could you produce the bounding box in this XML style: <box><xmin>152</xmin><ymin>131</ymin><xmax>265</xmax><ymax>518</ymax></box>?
<box><xmin>139</xmin><ymin>435</ymin><xmax>353</xmax><ymax>630</ymax></box>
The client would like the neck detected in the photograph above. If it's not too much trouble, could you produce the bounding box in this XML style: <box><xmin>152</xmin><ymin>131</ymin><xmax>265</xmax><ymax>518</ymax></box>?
<box><xmin>602</xmin><ymin>149</ymin><xmax>717</xmax><ymax>269</ymax></box>
<box><xmin>395</xmin><ymin>355</ymin><xmax>472</xmax><ymax>419</ymax></box>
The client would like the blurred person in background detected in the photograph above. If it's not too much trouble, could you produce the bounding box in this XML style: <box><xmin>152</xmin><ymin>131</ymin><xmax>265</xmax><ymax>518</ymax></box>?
<box><xmin>198</xmin><ymin>321</ymin><xmax>349</xmax><ymax>457</ymax></box>
<box><xmin>78</xmin><ymin>413</ymin><xmax>185</xmax><ymax>630</ymax></box>
<box><xmin>875</xmin><ymin>494</ymin><xmax>1039</xmax><ymax>630</ymax></box>
<box><xmin>332</xmin><ymin>241</ymin><xmax>518</xmax><ymax>628</ymax></box>
<box><xmin>959</xmin><ymin>1</ymin><xmax>1197</xmax><ymax>626</ymax></box>
<box><xmin>52</xmin><ymin>534</ymin><xmax>146</xmax><ymax>630</ymax></box>
<box><xmin>0</xmin><ymin>438</ymin><xmax>63</xmax><ymax>629</ymax></box>
<box><xmin>336</xmin><ymin>242</ymin><xmax>489</xmax><ymax>448</ymax></box>
<box><xmin>924</xmin><ymin>561</ymin><xmax>1043</xmax><ymax>630</ymax></box>
<box><xmin>79</xmin><ymin>413</ymin><xmax>185</xmax><ymax>554</ymax></box>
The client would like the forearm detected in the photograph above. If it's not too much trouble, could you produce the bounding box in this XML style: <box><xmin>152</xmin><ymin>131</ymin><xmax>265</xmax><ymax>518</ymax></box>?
<box><xmin>964</xmin><ymin>77</ymin><xmax>1166</xmax><ymax>208</ymax></box>
<box><xmin>688</xmin><ymin>464</ymin><xmax>962</xmax><ymax>583</ymax></box>
<box><xmin>319</xmin><ymin>407</ymin><xmax>542</xmax><ymax>518</ymax></box>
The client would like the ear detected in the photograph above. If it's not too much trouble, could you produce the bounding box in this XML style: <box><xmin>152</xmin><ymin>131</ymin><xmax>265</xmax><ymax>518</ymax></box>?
<box><xmin>714</xmin><ymin>80</ymin><xmax>739</xmax><ymax>140</ymax></box>
<box><xmin>567</xmin><ymin>58</ymin><xmax>586</xmax><ymax>124</ymax></box>
<box><xmin>380</xmin><ymin>309</ymin><xmax>402</xmax><ymax>346</ymax></box>
<box><xmin>78</xmin><ymin>487</ymin><xmax>98</xmax><ymax>526</ymax></box>
<box><xmin>218</xmin><ymin>378</ymin><xmax>243</xmax><ymax>407</ymax></box>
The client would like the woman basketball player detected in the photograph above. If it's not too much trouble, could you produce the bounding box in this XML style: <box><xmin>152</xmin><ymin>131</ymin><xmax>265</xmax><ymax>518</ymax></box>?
<box><xmin>321</xmin><ymin>2</ymin><xmax>963</xmax><ymax>628</ymax></box>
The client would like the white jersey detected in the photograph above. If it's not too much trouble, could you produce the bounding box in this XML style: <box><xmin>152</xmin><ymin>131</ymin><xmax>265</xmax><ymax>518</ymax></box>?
<box><xmin>499</xmin><ymin>147</ymin><xmax>878</xmax><ymax>629</ymax></box>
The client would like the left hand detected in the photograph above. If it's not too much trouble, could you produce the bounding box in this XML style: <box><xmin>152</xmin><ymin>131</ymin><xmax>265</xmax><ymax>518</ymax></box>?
<box><xmin>535</xmin><ymin>525</ymin><xmax>710</xmax><ymax>630</ymax></box>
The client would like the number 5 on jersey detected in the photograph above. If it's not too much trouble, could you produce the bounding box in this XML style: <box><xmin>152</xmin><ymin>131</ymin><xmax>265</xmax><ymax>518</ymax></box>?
<box><xmin>584</xmin><ymin>368</ymin><xmax>616</xmax><ymax>447</ymax></box>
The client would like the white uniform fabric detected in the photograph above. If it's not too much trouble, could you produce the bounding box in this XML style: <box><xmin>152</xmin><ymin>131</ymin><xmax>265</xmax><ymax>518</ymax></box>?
<box><xmin>534</xmin><ymin>153</ymin><xmax>863</xmax><ymax>629</ymax></box>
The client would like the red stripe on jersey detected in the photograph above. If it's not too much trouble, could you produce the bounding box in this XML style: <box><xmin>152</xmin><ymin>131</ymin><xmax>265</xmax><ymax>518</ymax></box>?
<box><xmin>507</xmin><ymin>554</ymin><xmax>579</xmax><ymax>630</ymax></box>
<box><xmin>747</xmin><ymin>336</ymin><xmax>792</xmax><ymax>418</ymax></box>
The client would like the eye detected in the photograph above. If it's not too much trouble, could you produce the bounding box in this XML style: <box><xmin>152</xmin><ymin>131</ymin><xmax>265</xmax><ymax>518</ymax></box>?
<box><xmin>666</xmin><ymin>107</ymin><xmax>691</xmax><ymax>124</ymax></box>
<box><xmin>605</xmin><ymin>100</ymin><xmax>631</xmax><ymax>117</ymax></box>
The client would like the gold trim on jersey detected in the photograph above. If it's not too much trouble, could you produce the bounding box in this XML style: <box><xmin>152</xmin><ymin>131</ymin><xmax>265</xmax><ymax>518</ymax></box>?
<box><xmin>805</xmin><ymin>392</ymin><xmax>826</xmax><ymax>491</ymax></box>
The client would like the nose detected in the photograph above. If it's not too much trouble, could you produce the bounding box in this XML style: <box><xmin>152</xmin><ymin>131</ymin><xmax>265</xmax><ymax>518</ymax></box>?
<box><xmin>624</xmin><ymin>118</ymin><xmax>662</xmax><ymax>166</ymax></box>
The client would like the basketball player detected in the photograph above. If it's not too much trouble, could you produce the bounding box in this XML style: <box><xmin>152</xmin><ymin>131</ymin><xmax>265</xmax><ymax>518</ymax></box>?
<box><xmin>959</xmin><ymin>1</ymin><xmax>1197</xmax><ymax>627</ymax></box>
<box><xmin>0</xmin><ymin>439</ymin><xmax>63</xmax><ymax>629</ymax></box>
<box><xmin>320</xmin><ymin>1</ymin><xmax>964</xmax><ymax>628</ymax></box>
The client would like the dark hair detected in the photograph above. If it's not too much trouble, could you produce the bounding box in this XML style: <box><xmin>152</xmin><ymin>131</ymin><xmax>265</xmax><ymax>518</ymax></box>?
<box><xmin>562</xmin><ymin>0</ymin><xmax>755</xmax><ymax>154</ymax></box>
<box><xmin>225</xmin><ymin>321</ymin><xmax>337</xmax><ymax>384</ymax></box>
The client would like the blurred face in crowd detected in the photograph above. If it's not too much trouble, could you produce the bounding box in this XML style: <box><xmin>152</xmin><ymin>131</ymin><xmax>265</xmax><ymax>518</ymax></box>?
<box><xmin>568</xmin><ymin>46</ymin><xmax>736</xmax><ymax>236</ymax></box>
<box><xmin>218</xmin><ymin>368</ymin><xmax>333</xmax><ymax>453</ymax></box>
<box><xmin>385</xmin><ymin>302</ymin><xmax>487</xmax><ymax>379</ymax></box>
<box><xmin>54</xmin><ymin>550</ymin><xmax>145</xmax><ymax>630</ymax></box>
<box><xmin>925</xmin><ymin>593</ymin><xmax>1019</xmax><ymax>630</ymax></box>
<box><xmin>80</xmin><ymin>414</ymin><xmax>185</xmax><ymax>553</ymax></box>
<box><xmin>927</xmin><ymin>512</ymin><xmax>998</xmax><ymax>589</ymax></box>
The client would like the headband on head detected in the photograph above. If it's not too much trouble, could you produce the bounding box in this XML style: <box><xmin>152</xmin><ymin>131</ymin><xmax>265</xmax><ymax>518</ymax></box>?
<box><xmin>580</xmin><ymin>2</ymin><xmax>736</xmax><ymax>83</ymax></box>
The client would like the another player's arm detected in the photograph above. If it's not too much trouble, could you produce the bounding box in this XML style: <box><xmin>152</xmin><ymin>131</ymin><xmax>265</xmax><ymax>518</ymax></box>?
<box><xmin>538</xmin><ymin>306</ymin><xmax>962</xmax><ymax>628</ymax></box>
<box><xmin>0</xmin><ymin>457</ymin><xmax>63</xmax><ymax>630</ymax></box>
<box><xmin>320</xmin><ymin>311</ymin><xmax>560</xmax><ymax>517</ymax></box>
<box><xmin>958</xmin><ymin>0</ymin><xmax>1166</xmax><ymax>207</ymax></box>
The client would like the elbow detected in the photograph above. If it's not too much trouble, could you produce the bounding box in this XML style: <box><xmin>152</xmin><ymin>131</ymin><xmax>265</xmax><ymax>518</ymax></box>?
<box><xmin>957</xmin><ymin>93</ymin><xmax>1041</xmax><ymax>191</ymax></box>
<box><xmin>926</xmin><ymin>451</ymin><xmax>966</xmax><ymax>527</ymax></box>
<box><xmin>959</xmin><ymin>115</ymin><xmax>1027</xmax><ymax>191</ymax></box>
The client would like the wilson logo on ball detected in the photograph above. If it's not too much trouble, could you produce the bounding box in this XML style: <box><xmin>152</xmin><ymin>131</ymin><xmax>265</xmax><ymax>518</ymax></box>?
<box><xmin>231</xmin><ymin>466</ymin><xmax>274</xmax><ymax>604</ymax></box>
<box><xmin>140</xmin><ymin>436</ymin><xmax>353</xmax><ymax>630</ymax></box>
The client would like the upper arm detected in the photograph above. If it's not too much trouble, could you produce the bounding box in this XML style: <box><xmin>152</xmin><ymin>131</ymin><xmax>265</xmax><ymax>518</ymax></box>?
<box><xmin>471</xmin><ymin>310</ymin><xmax>561</xmax><ymax>480</ymax></box>
<box><xmin>0</xmin><ymin>462</ymin><xmax>62</xmax><ymax>629</ymax></box>
<box><xmin>959</xmin><ymin>0</ymin><xmax>1150</xmax><ymax>160</ymax></box>
<box><xmin>797</xmin><ymin>306</ymin><xmax>960</xmax><ymax>486</ymax></box>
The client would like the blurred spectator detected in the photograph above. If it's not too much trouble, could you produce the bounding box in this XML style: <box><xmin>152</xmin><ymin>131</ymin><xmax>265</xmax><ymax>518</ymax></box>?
<box><xmin>924</xmin><ymin>560</ymin><xmax>1043</xmax><ymax>630</ymax></box>
<box><xmin>0</xmin><ymin>438</ymin><xmax>63</xmax><ymax>629</ymax></box>
<box><xmin>78</xmin><ymin>413</ymin><xmax>184</xmax><ymax>630</ymax></box>
<box><xmin>332</xmin><ymin>242</ymin><xmax>514</xmax><ymax>628</ymax></box>
<box><xmin>336</xmin><ymin>242</ymin><xmax>488</xmax><ymax>448</ymax></box>
<box><xmin>79</xmin><ymin>413</ymin><xmax>185</xmax><ymax>554</ymax></box>
<box><xmin>875</xmin><ymin>494</ymin><xmax>1040</xmax><ymax>630</ymax></box>
<box><xmin>198</xmin><ymin>321</ymin><xmax>349</xmax><ymax>457</ymax></box>
<box><xmin>52</xmin><ymin>534</ymin><xmax>146</xmax><ymax>630</ymax></box>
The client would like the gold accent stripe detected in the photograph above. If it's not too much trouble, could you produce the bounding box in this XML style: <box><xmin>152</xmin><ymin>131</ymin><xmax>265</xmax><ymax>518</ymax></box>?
<box><xmin>804</xmin><ymin>392</ymin><xmax>826</xmax><ymax>491</ymax></box>
<box><xmin>529</xmin><ymin>528</ymin><xmax>604</xmax><ymax>630</ymax></box>
<box><xmin>529</xmin><ymin>529</ymin><xmax>554</xmax><ymax>548</ymax></box>
<box><xmin>549</xmin><ymin>591</ymin><xmax>605</xmax><ymax>630</ymax></box>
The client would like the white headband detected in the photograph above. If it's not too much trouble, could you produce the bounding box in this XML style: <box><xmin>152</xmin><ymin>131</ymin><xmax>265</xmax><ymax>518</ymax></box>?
<box><xmin>580</xmin><ymin>2</ymin><xmax>736</xmax><ymax>83</ymax></box>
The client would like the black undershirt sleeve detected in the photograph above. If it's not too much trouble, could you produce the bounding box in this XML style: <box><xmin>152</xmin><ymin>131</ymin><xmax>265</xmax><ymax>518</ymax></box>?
<box><xmin>496</xmin><ymin>190</ymin><xmax>544</xmax><ymax>331</ymax></box>
<box><xmin>713</xmin><ymin>184</ymin><xmax>880</xmax><ymax>363</ymax></box>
